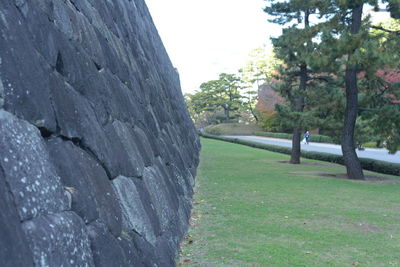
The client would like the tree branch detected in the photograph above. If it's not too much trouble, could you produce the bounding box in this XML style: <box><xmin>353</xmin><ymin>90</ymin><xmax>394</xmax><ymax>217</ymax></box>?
<box><xmin>371</xmin><ymin>26</ymin><xmax>400</xmax><ymax>35</ymax></box>
<box><xmin>307</xmin><ymin>76</ymin><xmax>331</xmax><ymax>83</ymax></box>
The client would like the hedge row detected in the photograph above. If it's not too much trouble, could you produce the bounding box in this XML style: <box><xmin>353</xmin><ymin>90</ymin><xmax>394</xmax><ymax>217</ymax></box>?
<box><xmin>200</xmin><ymin>132</ymin><xmax>400</xmax><ymax>176</ymax></box>
<box><xmin>204</xmin><ymin>123</ymin><xmax>262</xmax><ymax>136</ymax></box>
<box><xmin>253</xmin><ymin>131</ymin><xmax>334</xmax><ymax>144</ymax></box>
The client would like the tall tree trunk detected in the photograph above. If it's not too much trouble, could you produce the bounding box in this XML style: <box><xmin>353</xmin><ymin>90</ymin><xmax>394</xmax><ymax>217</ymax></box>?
<box><xmin>290</xmin><ymin>128</ymin><xmax>302</xmax><ymax>163</ymax></box>
<box><xmin>290</xmin><ymin>64</ymin><xmax>307</xmax><ymax>164</ymax></box>
<box><xmin>290</xmin><ymin>10</ymin><xmax>309</xmax><ymax>164</ymax></box>
<box><xmin>342</xmin><ymin>4</ymin><xmax>364</xmax><ymax>180</ymax></box>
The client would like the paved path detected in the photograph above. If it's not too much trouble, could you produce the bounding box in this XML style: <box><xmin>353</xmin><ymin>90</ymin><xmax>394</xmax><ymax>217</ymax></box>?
<box><xmin>224</xmin><ymin>135</ymin><xmax>400</xmax><ymax>164</ymax></box>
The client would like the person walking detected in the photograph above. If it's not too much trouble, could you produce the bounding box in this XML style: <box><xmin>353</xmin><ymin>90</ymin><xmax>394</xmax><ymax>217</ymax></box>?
<box><xmin>304</xmin><ymin>131</ymin><xmax>311</xmax><ymax>145</ymax></box>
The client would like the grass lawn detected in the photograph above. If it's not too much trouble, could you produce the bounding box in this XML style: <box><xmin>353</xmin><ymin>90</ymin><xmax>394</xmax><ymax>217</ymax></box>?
<box><xmin>178</xmin><ymin>138</ymin><xmax>400</xmax><ymax>267</ymax></box>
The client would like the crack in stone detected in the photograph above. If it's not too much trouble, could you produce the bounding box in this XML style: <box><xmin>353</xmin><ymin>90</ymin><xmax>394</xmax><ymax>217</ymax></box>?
<box><xmin>55</xmin><ymin>51</ymin><xmax>64</xmax><ymax>75</ymax></box>
<box><xmin>68</xmin><ymin>0</ymin><xmax>81</xmax><ymax>13</ymax></box>
<box><xmin>35</xmin><ymin>124</ymin><xmax>114</xmax><ymax>180</ymax></box>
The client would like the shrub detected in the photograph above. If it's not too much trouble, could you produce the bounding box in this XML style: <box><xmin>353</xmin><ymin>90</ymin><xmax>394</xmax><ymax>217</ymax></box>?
<box><xmin>204</xmin><ymin>123</ymin><xmax>262</xmax><ymax>136</ymax></box>
<box><xmin>200</xmin><ymin>132</ymin><xmax>400</xmax><ymax>176</ymax></box>
<box><xmin>253</xmin><ymin>131</ymin><xmax>292</xmax><ymax>139</ymax></box>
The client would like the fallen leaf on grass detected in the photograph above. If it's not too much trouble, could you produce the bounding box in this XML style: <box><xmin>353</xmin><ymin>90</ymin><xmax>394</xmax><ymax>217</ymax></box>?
<box><xmin>183</xmin><ymin>259</ymin><xmax>191</xmax><ymax>263</ymax></box>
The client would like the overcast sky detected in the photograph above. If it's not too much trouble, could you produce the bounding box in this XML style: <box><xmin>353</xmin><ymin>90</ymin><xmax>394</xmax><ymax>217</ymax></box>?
<box><xmin>144</xmin><ymin>0</ymin><xmax>280</xmax><ymax>94</ymax></box>
<box><xmin>144</xmin><ymin>0</ymin><xmax>390</xmax><ymax>94</ymax></box>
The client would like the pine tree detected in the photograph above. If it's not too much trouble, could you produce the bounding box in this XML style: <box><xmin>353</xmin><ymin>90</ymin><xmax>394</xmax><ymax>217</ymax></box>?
<box><xmin>316</xmin><ymin>0</ymin><xmax>400</xmax><ymax>179</ymax></box>
<box><xmin>186</xmin><ymin>73</ymin><xmax>243</xmax><ymax>125</ymax></box>
<box><xmin>264</xmin><ymin>0</ymin><xmax>329</xmax><ymax>163</ymax></box>
<box><xmin>265</xmin><ymin>0</ymin><xmax>399</xmax><ymax>178</ymax></box>
<box><xmin>359</xmin><ymin>18</ymin><xmax>400</xmax><ymax>153</ymax></box>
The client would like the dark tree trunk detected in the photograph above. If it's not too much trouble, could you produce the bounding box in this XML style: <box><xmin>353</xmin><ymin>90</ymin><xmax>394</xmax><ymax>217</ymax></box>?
<box><xmin>224</xmin><ymin>106</ymin><xmax>230</xmax><ymax>122</ymax></box>
<box><xmin>290</xmin><ymin>10</ymin><xmax>309</xmax><ymax>164</ymax></box>
<box><xmin>342</xmin><ymin>4</ymin><xmax>365</xmax><ymax>180</ymax></box>
<box><xmin>290</xmin><ymin>128</ymin><xmax>302</xmax><ymax>163</ymax></box>
<box><xmin>249</xmin><ymin>104</ymin><xmax>259</xmax><ymax>123</ymax></box>
<box><xmin>290</xmin><ymin>63</ymin><xmax>307</xmax><ymax>164</ymax></box>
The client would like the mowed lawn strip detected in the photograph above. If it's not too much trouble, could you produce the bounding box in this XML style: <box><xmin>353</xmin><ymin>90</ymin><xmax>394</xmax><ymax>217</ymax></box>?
<box><xmin>178</xmin><ymin>138</ymin><xmax>400</xmax><ymax>267</ymax></box>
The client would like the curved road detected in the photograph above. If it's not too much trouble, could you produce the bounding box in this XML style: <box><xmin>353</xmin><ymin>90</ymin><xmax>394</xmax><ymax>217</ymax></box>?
<box><xmin>224</xmin><ymin>135</ymin><xmax>400</xmax><ymax>164</ymax></box>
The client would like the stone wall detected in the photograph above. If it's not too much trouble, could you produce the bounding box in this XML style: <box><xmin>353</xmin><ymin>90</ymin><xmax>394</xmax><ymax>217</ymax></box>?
<box><xmin>0</xmin><ymin>0</ymin><xmax>200</xmax><ymax>266</ymax></box>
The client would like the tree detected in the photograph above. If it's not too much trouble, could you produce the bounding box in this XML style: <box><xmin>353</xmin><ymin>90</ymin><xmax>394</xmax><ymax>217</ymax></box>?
<box><xmin>316</xmin><ymin>0</ymin><xmax>400</xmax><ymax>179</ymax></box>
<box><xmin>264</xmin><ymin>0</ymin><xmax>327</xmax><ymax>164</ymax></box>
<box><xmin>364</xmin><ymin>19</ymin><xmax>400</xmax><ymax>153</ymax></box>
<box><xmin>340</xmin><ymin>2</ymin><xmax>366</xmax><ymax>180</ymax></box>
<box><xmin>263</xmin><ymin>0</ymin><xmax>400</xmax><ymax>178</ymax></box>
<box><xmin>239</xmin><ymin>46</ymin><xmax>281</xmax><ymax>123</ymax></box>
<box><xmin>240</xmin><ymin>46</ymin><xmax>280</xmax><ymax>86</ymax></box>
<box><xmin>185</xmin><ymin>73</ymin><xmax>243</xmax><ymax>126</ymax></box>
<box><xmin>184</xmin><ymin>93</ymin><xmax>219</xmax><ymax>128</ymax></box>
<box><xmin>216</xmin><ymin>73</ymin><xmax>243</xmax><ymax>122</ymax></box>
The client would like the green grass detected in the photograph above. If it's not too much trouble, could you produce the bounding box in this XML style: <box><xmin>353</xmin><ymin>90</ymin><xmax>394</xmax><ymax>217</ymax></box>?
<box><xmin>204</xmin><ymin>123</ymin><xmax>263</xmax><ymax>135</ymax></box>
<box><xmin>178</xmin><ymin>138</ymin><xmax>400</xmax><ymax>267</ymax></box>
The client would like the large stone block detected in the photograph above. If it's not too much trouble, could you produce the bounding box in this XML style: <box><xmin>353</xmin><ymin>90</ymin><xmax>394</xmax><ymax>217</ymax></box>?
<box><xmin>129</xmin><ymin>231</ymin><xmax>160</xmax><ymax>267</ymax></box>
<box><xmin>112</xmin><ymin>175</ymin><xmax>157</xmax><ymax>245</ymax></box>
<box><xmin>117</xmin><ymin>235</ymin><xmax>141</xmax><ymax>267</ymax></box>
<box><xmin>154</xmin><ymin>159</ymin><xmax>191</xmax><ymax>237</ymax></box>
<box><xmin>22</xmin><ymin>211</ymin><xmax>95</xmax><ymax>267</ymax></box>
<box><xmin>142</xmin><ymin>165</ymin><xmax>180</xmax><ymax>235</ymax></box>
<box><xmin>0</xmin><ymin>168</ymin><xmax>34</xmax><ymax>267</ymax></box>
<box><xmin>0</xmin><ymin>4</ymin><xmax>57</xmax><ymax>132</ymax></box>
<box><xmin>87</xmin><ymin>222</ymin><xmax>128</xmax><ymax>267</ymax></box>
<box><xmin>0</xmin><ymin>110</ymin><xmax>69</xmax><ymax>221</ymax></box>
<box><xmin>49</xmin><ymin>72</ymin><xmax>103</xmax><ymax>140</ymax></box>
<box><xmin>46</xmin><ymin>138</ymin><xmax>123</xmax><ymax>236</ymax></box>
<box><xmin>105</xmin><ymin>121</ymin><xmax>145</xmax><ymax>178</ymax></box>
<box><xmin>133</xmin><ymin>126</ymin><xmax>155</xmax><ymax>167</ymax></box>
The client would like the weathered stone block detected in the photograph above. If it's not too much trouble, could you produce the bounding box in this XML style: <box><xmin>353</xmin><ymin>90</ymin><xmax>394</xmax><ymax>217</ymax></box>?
<box><xmin>0</xmin><ymin>169</ymin><xmax>34</xmax><ymax>267</ymax></box>
<box><xmin>0</xmin><ymin>110</ymin><xmax>68</xmax><ymax>221</ymax></box>
<box><xmin>0</xmin><ymin>8</ymin><xmax>57</xmax><ymax>132</ymax></box>
<box><xmin>133</xmin><ymin>126</ymin><xmax>155</xmax><ymax>167</ymax></box>
<box><xmin>129</xmin><ymin>231</ymin><xmax>160</xmax><ymax>267</ymax></box>
<box><xmin>46</xmin><ymin>138</ymin><xmax>123</xmax><ymax>236</ymax></box>
<box><xmin>112</xmin><ymin>175</ymin><xmax>157</xmax><ymax>245</ymax></box>
<box><xmin>87</xmin><ymin>222</ymin><xmax>128</xmax><ymax>267</ymax></box>
<box><xmin>105</xmin><ymin>121</ymin><xmax>145</xmax><ymax>178</ymax></box>
<box><xmin>142</xmin><ymin>165</ymin><xmax>180</xmax><ymax>235</ymax></box>
<box><xmin>117</xmin><ymin>235</ymin><xmax>141</xmax><ymax>267</ymax></box>
<box><xmin>22</xmin><ymin>211</ymin><xmax>94</xmax><ymax>267</ymax></box>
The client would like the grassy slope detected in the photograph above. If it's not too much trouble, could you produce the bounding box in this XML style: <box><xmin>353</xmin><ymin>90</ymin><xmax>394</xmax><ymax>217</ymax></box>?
<box><xmin>179</xmin><ymin>138</ymin><xmax>400</xmax><ymax>267</ymax></box>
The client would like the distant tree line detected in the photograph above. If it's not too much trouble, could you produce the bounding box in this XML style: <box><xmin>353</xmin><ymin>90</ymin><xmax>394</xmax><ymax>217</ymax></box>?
<box><xmin>185</xmin><ymin>47</ymin><xmax>280</xmax><ymax>128</ymax></box>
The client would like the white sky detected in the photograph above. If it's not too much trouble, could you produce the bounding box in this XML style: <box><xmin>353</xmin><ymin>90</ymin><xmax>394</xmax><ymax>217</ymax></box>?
<box><xmin>144</xmin><ymin>0</ymin><xmax>391</xmax><ymax>94</ymax></box>
<box><xmin>144</xmin><ymin>0</ymin><xmax>281</xmax><ymax>94</ymax></box>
